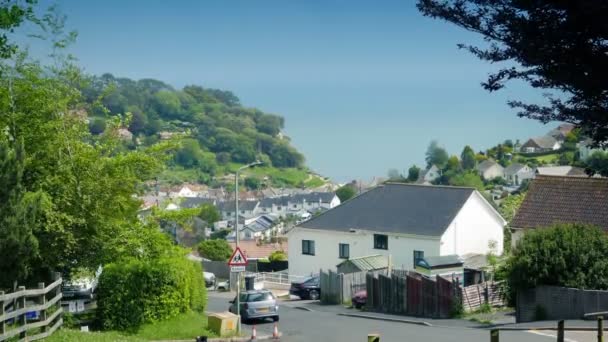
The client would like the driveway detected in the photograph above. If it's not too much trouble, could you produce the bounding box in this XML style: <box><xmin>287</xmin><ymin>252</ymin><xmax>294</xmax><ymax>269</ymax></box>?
<box><xmin>206</xmin><ymin>292</ymin><xmax>558</xmax><ymax>342</ymax></box>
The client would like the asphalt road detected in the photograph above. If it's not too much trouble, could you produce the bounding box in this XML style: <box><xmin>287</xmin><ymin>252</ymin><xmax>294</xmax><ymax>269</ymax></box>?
<box><xmin>206</xmin><ymin>292</ymin><xmax>565</xmax><ymax>342</ymax></box>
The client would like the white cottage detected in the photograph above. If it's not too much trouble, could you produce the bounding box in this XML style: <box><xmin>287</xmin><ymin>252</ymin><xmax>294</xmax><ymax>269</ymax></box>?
<box><xmin>288</xmin><ymin>183</ymin><xmax>505</xmax><ymax>277</ymax></box>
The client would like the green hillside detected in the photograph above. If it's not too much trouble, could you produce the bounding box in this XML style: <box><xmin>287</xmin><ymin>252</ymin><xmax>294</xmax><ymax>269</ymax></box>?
<box><xmin>80</xmin><ymin>74</ymin><xmax>325</xmax><ymax>188</ymax></box>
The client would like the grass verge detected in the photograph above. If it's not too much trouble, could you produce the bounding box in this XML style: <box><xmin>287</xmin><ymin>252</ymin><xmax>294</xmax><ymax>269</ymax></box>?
<box><xmin>45</xmin><ymin>311</ymin><xmax>217</xmax><ymax>341</ymax></box>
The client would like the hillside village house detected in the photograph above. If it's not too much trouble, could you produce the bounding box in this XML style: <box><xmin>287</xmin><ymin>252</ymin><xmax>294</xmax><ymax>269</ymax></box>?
<box><xmin>476</xmin><ymin>159</ymin><xmax>504</xmax><ymax>180</ymax></box>
<box><xmin>520</xmin><ymin>136</ymin><xmax>562</xmax><ymax>153</ymax></box>
<box><xmin>415</xmin><ymin>165</ymin><xmax>441</xmax><ymax>185</ymax></box>
<box><xmin>288</xmin><ymin>183</ymin><xmax>506</xmax><ymax>277</ymax></box>
<box><xmin>578</xmin><ymin>139</ymin><xmax>606</xmax><ymax>161</ymax></box>
<box><xmin>504</xmin><ymin>163</ymin><xmax>534</xmax><ymax>186</ymax></box>
<box><xmin>548</xmin><ymin>123</ymin><xmax>576</xmax><ymax>142</ymax></box>
<box><xmin>510</xmin><ymin>176</ymin><xmax>608</xmax><ymax>248</ymax></box>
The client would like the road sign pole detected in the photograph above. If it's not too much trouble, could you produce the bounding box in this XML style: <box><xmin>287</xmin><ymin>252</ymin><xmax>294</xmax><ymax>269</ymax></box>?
<box><xmin>235</xmin><ymin>169</ymin><xmax>240</xmax><ymax>333</ymax></box>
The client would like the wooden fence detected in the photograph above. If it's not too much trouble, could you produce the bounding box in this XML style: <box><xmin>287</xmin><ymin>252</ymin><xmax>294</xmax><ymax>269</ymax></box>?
<box><xmin>0</xmin><ymin>277</ymin><xmax>63</xmax><ymax>342</ymax></box>
<box><xmin>462</xmin><ymin>282</ymin><xmax>506</xmax><ymax>312</ymax></box>
<box><xmin>366</xmin><ymin>272</ymin><xmax>460</xmax><ymax>318</ymax></box>
<box><xmin>320</xmin><ymin>270</ymin><xmax>383</xmax><ymax>305</ymax></box>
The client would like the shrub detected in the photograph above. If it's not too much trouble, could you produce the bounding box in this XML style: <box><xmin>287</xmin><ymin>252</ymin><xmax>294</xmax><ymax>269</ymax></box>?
<box><xmin>268</xmin><ymin>250</ymin><xmax>287</xmax><ymax>262</ymax></box>
<box><xmin>96</xmin><ymin>256</ymin><xmax>206</xmax><ymax>331</ymax></box>
<box><xmin>198</xmin><ymin>239</ymin><xmax>232</xmax><ymax>261</ymax></box>
<box><xmin>504</xmin><ymin>223</ymin><xmax>608</xmax><ymax>304</ymax></box>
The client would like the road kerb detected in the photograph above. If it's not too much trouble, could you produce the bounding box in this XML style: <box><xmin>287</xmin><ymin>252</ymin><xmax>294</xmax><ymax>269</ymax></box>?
<box><xmin>338</xmin><ymin>313</ymin><xmax>432</xmax><ymax>327</ymax></box>
<box><xmin>154</xmin><ymin>333</ymin><xmax>281</xmax><ymax>342</ymax></box>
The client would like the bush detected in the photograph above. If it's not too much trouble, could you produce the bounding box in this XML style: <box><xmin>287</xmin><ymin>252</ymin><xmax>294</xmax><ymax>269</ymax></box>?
<box><xmin>198</xmin><ymin>239</ymin><xmax>232</xmax><ymax>261</ymax></box>
<box><xmin>96</xmin><ymin>256</ymin><xmax>206</xmax><ymax>331</ymax></box>
<box><xmin>268</xmin><ymin>250</ymin><xmax>287</xmax><ymax>262</ymax></box>
<box><xmin>504</xmin><ymin>223</ymin><xmax>608</xmax><ymax>304</ymax></box>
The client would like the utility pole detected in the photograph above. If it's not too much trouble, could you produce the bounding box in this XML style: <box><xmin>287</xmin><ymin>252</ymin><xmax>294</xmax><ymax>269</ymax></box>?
<box><xmin>234</xmin><ymin>161</ymin><xmax>261</xmax><ymax>333</ymax></box>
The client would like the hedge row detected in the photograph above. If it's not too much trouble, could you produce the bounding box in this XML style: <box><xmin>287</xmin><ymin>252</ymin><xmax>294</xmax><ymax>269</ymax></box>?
<box><xmin>96</xmin><ymin>256</ymin><xmax>206</xmax><ymax>331</ymax></box>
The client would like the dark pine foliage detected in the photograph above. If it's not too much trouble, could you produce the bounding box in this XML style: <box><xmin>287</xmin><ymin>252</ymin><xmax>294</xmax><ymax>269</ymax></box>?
<box><xmin>417</xmin><ymin>0</ymin><xmax>608</xmax><ymax>146</ymax></box>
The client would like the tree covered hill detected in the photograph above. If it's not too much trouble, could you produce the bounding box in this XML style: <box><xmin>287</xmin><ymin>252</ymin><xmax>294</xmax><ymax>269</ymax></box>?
<box><xmin>80</xmin><ymin>74</ymin><xmax>323</xmax><ymax>188</ymax></box>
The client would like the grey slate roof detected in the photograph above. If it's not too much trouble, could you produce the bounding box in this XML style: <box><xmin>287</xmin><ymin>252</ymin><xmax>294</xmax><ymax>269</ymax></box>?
<box><xmin>292</xmin><ymin>192</ymin><xmax>335</xmax><ymax>203</ymax></box>
<box><xmin>504</xmin><ymin>163</ymin><xmax>527</xmax><ymax>176</ymax></box>
<box><xmin>524</xmin><ymin>136</ymin><xmax>558</xmax><ymax>149</ymax></box>
<box><xmin>298</xmin><ymin>183</ymin><xmax>475</xmax><ymax>237</ymax></box>
<box><xmin>180</xmin><ymin>197</ymin><xmax>216</xmax><ymax>209</ymax></box>
<box><xmin>477</xmin><ymin>159</ymin><xmax>500</xmax><ymax>173</ymax></box>
<box><xmin>419</xmin><ymin>255</ymin><xmax>463</xmax><ymax>268</ymax></box>
<box><xmin>217</xmin><ymin>200</ymin><xmax>259</xmax><ymax>212</ymax></box>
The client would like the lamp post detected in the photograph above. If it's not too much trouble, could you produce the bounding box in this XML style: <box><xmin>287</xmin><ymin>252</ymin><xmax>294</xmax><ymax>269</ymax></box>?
<box><xmin>235</xmin><ymin>160</ymin><xmax>262</xmax><ymax>332</ymax></box>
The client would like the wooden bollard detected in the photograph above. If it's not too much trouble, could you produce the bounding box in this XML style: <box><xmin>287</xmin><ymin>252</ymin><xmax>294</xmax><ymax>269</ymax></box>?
<box><xmin>490</xmin><ymin>329</ymin><xmax>499</xmax><ymax>342</ymax></box>
<box><xmin>368</xmin><ymin>333</ymin><xmax>380</xmax><ymax>342</ymax></box>
<box><xmin>557</xmin><ymin>320</ymin><xmax>564</xmax><ymax>342</ymax></box>
<box><xmin>599</xmin><ymin>316</ymin><xmax>604</xmax><ymax>342</ymax></box>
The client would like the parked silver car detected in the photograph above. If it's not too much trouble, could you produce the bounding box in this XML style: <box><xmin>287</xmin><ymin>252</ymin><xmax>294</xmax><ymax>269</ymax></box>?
<box><xmin>229</xmin><ymin>290</ymin><xmax>279</xmax><ymax>323</ymax></box>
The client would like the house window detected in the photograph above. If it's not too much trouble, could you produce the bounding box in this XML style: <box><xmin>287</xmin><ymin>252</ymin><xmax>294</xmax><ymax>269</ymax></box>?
<box><xmin>293</xmin><ymin>204</ymin><xmax>297</xmax><ymax>208</ymax></box>
<box><xmin>414</xmin><ymin>250</ymin><xmax>424</xmax><ymax>267</ymax></box>
<box><xmin>302</xmin><ymin>240</ymin><xmax>315</xmax><ymax>256</ymax></box>
<box><xmin>277</xmin><ymin>206</ymin><xmax>282</xmax><ymax>211</ymax></box>
<box><xmin>339</xmin><ymin>243</ymin><xmax>349</xmax><ymax>259</ymax></box>
<box><xmin>373</xmin><ymin>234</ymin><xmax>388</xmax><ymax>250</ymax></box>
<box><xmin>241</xmin><ymin>210</ymin><xmax>246</xmax><ymax>214</ymax></box>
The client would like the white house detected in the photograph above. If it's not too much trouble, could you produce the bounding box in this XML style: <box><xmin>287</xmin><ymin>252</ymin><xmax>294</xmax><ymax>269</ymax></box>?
<box><xmin>256</xmin><ymin>192</ymin><xmax>340</xmax><ymax>218</ymax></box>
<box><xmin>415</xmin><ymin>165</ymin><xmax>440</xmax><ymax>185</ymax></box>
<box><xmin>503</xmin><ymin>163</ymin><xmax>534</xmax><ymax>186</ymax></box>
<box><xmin>578</xmin><ymin>139</ymin><xmax>606</xmax><ymax>161</ymax></box>
<box><xmin>520</xmin><ymin>136</ymin><xmax>562</xmax><ymax>153</ymax></box>
<box><xmin>288</xmin><ymin>183</ymin><xmax>506</xmax><ymax>277</ymax></box>
<box><xmin>217</xmin><ymin>200</ymin><xmax>260</xmax><ymax>220</ymax></box>
<box><xmin>476</xmin><ymin>159</ymin><xmax>504</xmax><ymax>180</ymax></box>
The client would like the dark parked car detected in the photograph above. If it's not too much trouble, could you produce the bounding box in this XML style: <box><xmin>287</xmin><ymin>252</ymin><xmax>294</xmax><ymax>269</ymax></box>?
<box><xmin>352</xmin><ymin>290</ymin><xmax>367</xmax><ymax>309</ymax></box>
<box><xmin>229</xmin><ymin>290</ymin><xmax>279</xmax><ymax>323</ymax></box>
<box><xmin>289</xmin><ymin>276</ymin><xmax>320</xmax><ymax>300</ymax></box>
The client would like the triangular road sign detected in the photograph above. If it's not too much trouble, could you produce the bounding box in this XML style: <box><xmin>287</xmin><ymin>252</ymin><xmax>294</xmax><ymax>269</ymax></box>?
<box><xmin>228</xmin><ymin>246</ymin><xmax>248</xmax><ymax>266</ymax></box>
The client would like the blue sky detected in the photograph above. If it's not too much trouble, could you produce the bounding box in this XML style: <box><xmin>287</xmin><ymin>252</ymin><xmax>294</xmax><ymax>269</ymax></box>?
<box><xmin>28</xmin><ymin>0</ymin><xmax>552</xmax><ymax>182</ymax></box>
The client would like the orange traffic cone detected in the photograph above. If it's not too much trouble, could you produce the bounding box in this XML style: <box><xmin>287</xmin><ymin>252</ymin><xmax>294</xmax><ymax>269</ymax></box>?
<box><xmin>272</xmin><ymin>322</ymin><xmax>279</xmax><ymax>339</ymax></box>
<box><xmin>251</xmin><ymin>324</ymin><xmax>257</xmax><ymax>340</ymax></box>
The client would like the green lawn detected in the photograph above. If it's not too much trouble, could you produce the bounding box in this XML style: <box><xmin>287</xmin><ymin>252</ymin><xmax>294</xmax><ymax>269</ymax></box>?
<box><xmin>45</xmin><ymin>311</ymin><xmax>216</xmax><ymax>341</ymax></box>
<box><xmin>135</xmin><ymin>311</ymin><xmax>215</xmax><ymax>340</ymax></box>
<box><xmin>45</xmin><ymin>330</ymin><xmax>144</xmax><ymax>342</ymax></box>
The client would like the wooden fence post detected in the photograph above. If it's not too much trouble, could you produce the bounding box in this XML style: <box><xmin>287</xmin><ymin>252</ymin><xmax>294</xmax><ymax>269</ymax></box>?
<box><xmin>39</xmin><ymin>282</ymin><xmax>48</xmax><ymax>333</ymax></box>
<box><xmin>490</xmin><ymin>329</ymin><xmax>499</xmax><ymax>342</ymax></box>
<box><xmin>557</xmin><ymin>320</ymin><xmax>564</xmax><ymax>342</ymax></box>
<box><xmin>0</xmin><ymin>291</ymin><xmax>5</xmax><ymax>336</ymax></box>
<box><xmin>598</xmin><ymin>316</ymin><xmax>604</xmax><ymax>342</ymax></box>
<box><xmin>18</xmin><ymin>285</ymin><xmax>26</xmax><ymax>339</ymax></box>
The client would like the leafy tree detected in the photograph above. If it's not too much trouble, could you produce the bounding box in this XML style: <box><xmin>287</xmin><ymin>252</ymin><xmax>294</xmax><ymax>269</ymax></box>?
<box><xmin>460</xmin><ymin>145</ymin><xmax>476</xmax><ymax>170</ymax></box>
<box><xmin>499</xmin><ymin>192</ymin><xmax>526</xmax><ymax>252</ymax></box>
<box><xmin>417</xmin><ymin>0</ymin><xmax>608</xmax><ymax>146</ymax></box>
<box><xmin>198</xmin><ymin>239</ymin><xmax>232</xmax><ymax>261</ymax></box>
<box><xmin>504</xmin><ymin>224</ymin><xmax>608</xmax><ymax>303</ymax></box>
<box><xmin>475</xmin><ymin>153</ymin><xmax>488</xmax><ymax>162</ymax></box>
<box><xmin>256</xmin><ymin>114</ymin><xmax>284</xmax><ymax>137</ymax></box>
<box><xmin>0</xmin><ymin>140</ymin><xmax>43</xmax><ymax>288</ymax></box>
<box><xmin>0</xmin><ymin>0</ymin><xmax>36</xmax><ymax>59</ymax></box>
<box><xmin>128</xmin><ymin>108</ymin><xmax>147</xmax><ymax>134</ymax></box>
<box><xmin>407</xmin><ymin>165</ymin><xmax>421</xmax><ymax>182</ymax></box>
<box><xmin>425</xmin><ymin>140</ymin><xmax>449</xmax><ymax>169</ymax></box>
<box><xmin>175</xmin><ymin>139</ymin><xmax>205</xmax><ymax>168</ymax></box>
<box><xmin>210</xmin><ymin>229</ymin><xmax>230</xmax><ymax>240</ymax></box>
<box><xmin>152</xmin><ymin>90</ymin><xmax>181</xmax><ymax>119</ymax></box>
<box><xmin>336</xmin><ymin>185</ymin><xmax>357</xmax><ymax>202</ymax></box>
<box><xmin>449</xmin><ymin>172</ymin><xmax>484</xmax><ymax>191</ymax></box>
<box><xmin>586</xmin><ymin>151</ymin><xmax>608</xmax><ymax>177</ymax></box>
<box><xmin>446</xmin><ymin>155</ymin><xmax>460</xmax><ymax>172</ymax></box>
<box><xmin>89</xmin><ymin>118</ymin><xmax>106</xmax><ymax>135</ymax></box>
<box><xmin>244</xmin><ymin>177</ymin><xmax>261</xmax><ymax>190</ymax></box>
<box><xmin>198</xmin><ymin>203</ymin><xmax>220</xmax><ymax>225</ymax></box>
<box><xmin>268</xmin><ymin>250</ymin><xmax>287</xmax><ymax>262</ymax></box>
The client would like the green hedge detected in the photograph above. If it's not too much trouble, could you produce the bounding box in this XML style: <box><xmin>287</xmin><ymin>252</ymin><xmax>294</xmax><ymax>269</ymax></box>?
<box><xmin>96</xmin><ymin>256</ymin><xmax>206</xmax><ymax>331</ymax></box>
